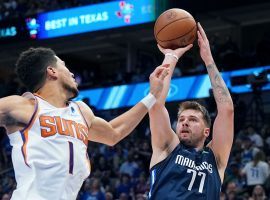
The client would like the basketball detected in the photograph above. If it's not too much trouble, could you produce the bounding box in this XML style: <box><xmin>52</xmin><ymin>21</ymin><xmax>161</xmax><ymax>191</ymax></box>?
<box><xmin>154</xmin><ymin>8</ymin><xmax>197</xmax><ymax>49</ymax></box>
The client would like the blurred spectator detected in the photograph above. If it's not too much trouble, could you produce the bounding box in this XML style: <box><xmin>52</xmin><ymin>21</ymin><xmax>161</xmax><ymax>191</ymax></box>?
<box><xmin>119</xmin><ymin>152</ymin><xmax>138</xmax><ymax>177</ymax></box>
<box><xmin>240</xmin><ymin>137</ymin><xmax>260</xmax><ymax>166</ymax></box>
<box><xmin>97</xmin><ymin>156</ymin><xmax>110</xmax><ymax>172</ymax></box>
<box><xmin>135</xmin><ymin>193</ymin><xmax>147</xmax><ymax>200</ymax></box>
<box><xmin>224</xmin><ymin>162</ymin><xmax>244</xmax><ymax>191</ymax></box>
<box><xmin>105</xmin><ymin>192</ymin><xmax>113</xmax><ymax>200</ymax></box>
<box><xmin>118</xmin><ymin>193</ymin><xmax>128</xmax><ymax>200</ymax></box>
<box><xmin>1</xmin><ymin>193</ymin><xmax>11</xmax><ymax>200</ymax></box>
<box><xmin>247</xmin><ymin>125</ymin><xmax>263</xmax><ymax>148</ymax></box>
<box><xmin>134</xmin><ymin>141</ymin><xmax>151</xmax><ymax>173</ymax></box>
<box><xmin>115</xmin><ymin>174</ymin><xmax>133</xmax><ymax>199</ymax></box>
<box><xmin>250</xmin><ymin>185</ymin><xmax>267</xmax><ymax>200</ymax></box>
<box><xmin>225</xmin><ymin>181</ymin><xmax>242</xmax><ymax>200</ymax></box>
<box><xmin>133</xmin><ymin>172</ymin><xmax>148</xmax><ymax>196</ymax></box>
<box><xmin>112</xmin><ymin>145</ymin><xmax>124</xmax><ymax>171</ymax></box>
<box><xmin>80</xmin><ymin>178</ymin><xmax>105</xmax><ymax>200</ymax></box>
<box><xmin>241</xmin><ymin>151</ymin><xmax>269</xmax><ymax>195</ymax></box>
<box><xmin>220</xmin><ymin>191</ymin><xmax>226</xmax><ymax>200</ymax></box>
<box><xmin>261</xmin><ymin>125</ymin><xmax>270</xmax><ymax>154</ymax></box>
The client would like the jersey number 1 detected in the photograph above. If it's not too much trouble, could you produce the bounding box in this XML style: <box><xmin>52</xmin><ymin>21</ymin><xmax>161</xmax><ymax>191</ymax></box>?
<box><xmin>69</xmin><ymin>141</ymin><xmax>74</xmax><ymax>174</ymax></box>
<box><xmin>187</xmin><ymin>169</ymin><xmax>206</xmax><ymax>193</ymax></box>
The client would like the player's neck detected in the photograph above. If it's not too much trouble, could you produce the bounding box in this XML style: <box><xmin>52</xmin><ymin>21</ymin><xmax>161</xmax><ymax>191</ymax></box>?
<box><xmin>193</xmin><ymin>143</ymin><xmax>205</xmax><ymax>152</ymax></box>
<box><xmin>35</xmin><ymin>84</ymin><xmax>69</xmax><ymax>108</ymax></box>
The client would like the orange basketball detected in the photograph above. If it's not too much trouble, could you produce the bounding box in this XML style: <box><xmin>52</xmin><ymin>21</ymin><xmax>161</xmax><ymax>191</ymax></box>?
<box><xmin>154</xmin><ymin>8</ymin><xmax>197</xmax><ymax>49</ymax></box>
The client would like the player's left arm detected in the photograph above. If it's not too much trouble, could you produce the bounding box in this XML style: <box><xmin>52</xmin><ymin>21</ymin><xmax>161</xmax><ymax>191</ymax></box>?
<box><xmin>198</xmin><ymin>22</ymin><xmax>234</xmax><ymax>170</ymax></box>
<box><xmin>77</xmin><ymin>101</ymin><xmax>148</xmax><ymax>146</ymax></box>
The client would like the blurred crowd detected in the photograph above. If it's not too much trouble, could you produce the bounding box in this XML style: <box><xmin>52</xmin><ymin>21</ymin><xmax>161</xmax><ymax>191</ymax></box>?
<box><xmin>0</xmin><ymin>98</ymin><xmax>270</xmax><ymax>200</ymax></box>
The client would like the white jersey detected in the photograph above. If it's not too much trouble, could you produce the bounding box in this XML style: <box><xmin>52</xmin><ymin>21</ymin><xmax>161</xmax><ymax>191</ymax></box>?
<box><xmin>242</xmin><ymin>161</ymin><xmax>270</xmax><ymax>186</ymax></box>
<box><xmin>8</xmin><ymin>93</ymin><xmax>91</xmax><ymax>200</ymax></box>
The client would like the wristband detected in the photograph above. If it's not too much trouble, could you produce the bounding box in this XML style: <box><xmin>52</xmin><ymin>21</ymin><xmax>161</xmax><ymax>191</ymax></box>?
<box><xmin>140</xmin><ymin>93</ymin><xmax>156</xmax><ymax>110</ymax></box>
<box><xmin>165</xmin><ymin>53</ymin><xmax>179</xmax><ymax>61</ymax></box>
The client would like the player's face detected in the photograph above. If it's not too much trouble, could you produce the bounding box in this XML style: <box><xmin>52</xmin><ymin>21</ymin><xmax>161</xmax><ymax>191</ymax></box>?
<box><xmin>176</xmin><ymin>109</ymin><xmax>209</xmax><ymax>148</ymax></box>
<box><xmin>55</xmin><ymin>56</ymin><xmax>78</xmax><ymax>98</ymax></box>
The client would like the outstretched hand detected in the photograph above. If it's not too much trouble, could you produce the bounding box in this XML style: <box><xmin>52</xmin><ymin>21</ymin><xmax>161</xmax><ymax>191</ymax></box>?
<box><xmin>149</xmin><ymin>64</ymin><xmax>170</xmax><ymax>99</ymax></box>
<box><xmin>158</xmin><ymin>44</ymin><xmax>193</xmax><ymax>60</ymax></box>
<box><xmin>197</xmin><ymin>22</ymin><xmax>214</xmax><ymax>66</ymax></box>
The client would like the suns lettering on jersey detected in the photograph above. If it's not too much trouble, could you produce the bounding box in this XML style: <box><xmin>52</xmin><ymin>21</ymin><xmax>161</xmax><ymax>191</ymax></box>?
<box><xmin>39</xmin><ymin>115</ymin><xmax>88</xmax><ymax>145</ymax></box>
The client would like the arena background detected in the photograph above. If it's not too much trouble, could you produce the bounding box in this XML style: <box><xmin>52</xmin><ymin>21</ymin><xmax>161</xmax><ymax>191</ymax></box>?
<box><xmin>0</xmin><ymin>0</ymin><xmax>270</xmax><ymax>199</ymax></box>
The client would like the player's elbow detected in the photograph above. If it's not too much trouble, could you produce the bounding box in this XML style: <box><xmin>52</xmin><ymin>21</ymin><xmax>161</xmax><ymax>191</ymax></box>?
<box><xmin>225</xmin><ymin>104</ymin><xmax>234</xmax><ymax>114</ymax></box>
<box><xmin>109</xmin><ymin>129</ymin><xmax>123</xmax><ymax>146</ymax></box>
<box><xmin>107</xmin><ymin>141</ymin><xmax>116</xmax><ymax>147</ymax></box>
<box><xmin>106</xmin><ymin>136</ymin><xmax>118</xmax><ymax>147</ymax></box>
<box><xmin>218</xmin><ymin>102</ymin><xmax>234</xmax><ymax>114</ymax></box>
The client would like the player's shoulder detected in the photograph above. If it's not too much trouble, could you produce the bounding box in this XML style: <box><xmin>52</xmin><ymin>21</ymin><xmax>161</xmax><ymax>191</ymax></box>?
<box><xmin>74</xmin><ymin>100</ymin><xmax>90</xmax><ymax>111</ymax></box>
<box><xmin>0</xmin><ymin>95</ymin><xmax>34</xmax><ymax>117</ymax></box>
<box><xmin>74</xmin><ymin>100</ymin><xmax>87</xmax><ymax>107</ymax></box>
<box><xmin>72</xmin><ymin>100</ymin><xmax>95</xmax><ymax>129</ymax></box>
<box><xmin>73</xmin><ymin>100</ymin><xmax>94</xmax><ymax>117</ymax></box>
<box><xmin>0</xmin><ymin>95</ymin><xmax>32</xmax><ymax>105</ymax></box>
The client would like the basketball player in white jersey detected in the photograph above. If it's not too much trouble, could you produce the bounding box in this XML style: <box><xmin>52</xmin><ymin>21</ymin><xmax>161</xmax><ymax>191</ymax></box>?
<box><xmin>0</xmin><ymin>47</ymin><xmax>171</xmax><ymax>200</ymax></box>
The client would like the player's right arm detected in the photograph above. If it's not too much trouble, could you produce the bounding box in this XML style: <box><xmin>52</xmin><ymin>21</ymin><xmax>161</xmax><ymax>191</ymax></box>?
<box><xmin>0</xmin><ymin>96</ymin><xmax>21</xmax><ymax>127</ymax></box>
<box><xmin>149</xmin><ymin>45</ymin><xmax>192</xmax><ymax>167</ymax></box>
<box><xmin>0</xmin><ymin>96</ymin><xmax>34</xmax><ymax>132</ymax></box>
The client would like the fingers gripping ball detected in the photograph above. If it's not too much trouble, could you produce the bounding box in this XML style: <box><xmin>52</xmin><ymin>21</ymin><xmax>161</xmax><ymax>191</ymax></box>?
<box><xmin>154</xmin><ymin>8</ymin><xmax>197</xmax><ymax>49</ymax></box>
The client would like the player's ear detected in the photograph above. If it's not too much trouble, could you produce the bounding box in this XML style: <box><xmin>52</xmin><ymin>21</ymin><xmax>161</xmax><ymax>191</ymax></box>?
<box><xmin>204</xmin><ymin>128</ymin><xmax>210</xmax><ymax>137</ymax></box>
<box><xmin>47</xmin><ymin>66</ymin><xmax>57</xmax><ymax>80</ymax></box>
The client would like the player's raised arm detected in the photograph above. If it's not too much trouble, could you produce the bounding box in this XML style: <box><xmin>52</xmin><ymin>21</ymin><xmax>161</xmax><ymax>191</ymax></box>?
<box><xmin>197</xmin><ymin>23</ymin><xmax>234</xmax><ymax>173</ymax></box>
<box><xmin>148</xmin><ymin>44</ymin><xmax>193</xmax><ymax>167</ymax></box>
<box><xmin>78</xmin><ymin>66</ymin><xmax>169</xmax><ymax>146</ymax></box>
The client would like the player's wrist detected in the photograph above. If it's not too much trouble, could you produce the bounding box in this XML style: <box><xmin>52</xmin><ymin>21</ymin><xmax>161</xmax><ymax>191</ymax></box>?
<box><xmin>165</xmin><ymin>53</ymin><xmax>179</xmax><ymax>61</ymax></box>
<box><xmin>140</xmin><ymin>93</ymin><xmax>157</xmax><ymax>110</ymax></box>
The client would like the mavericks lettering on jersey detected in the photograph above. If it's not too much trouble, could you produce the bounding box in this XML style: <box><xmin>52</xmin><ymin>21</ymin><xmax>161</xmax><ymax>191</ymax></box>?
<box><xmin>175</xmin><ymin>155</ymin><xmax>213</xmax><ymax>173</ymax></box>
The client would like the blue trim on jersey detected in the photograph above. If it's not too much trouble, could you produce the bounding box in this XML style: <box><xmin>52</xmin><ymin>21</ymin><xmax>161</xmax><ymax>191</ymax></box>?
<box><xmin>19</xmin><ymin>130</ymin><xmax>30</xmax><ymax>167</ymax></box>
<box><xmin>148</xmin><ymin>169</ymin><xmax>156</xmax><ymax>198</ymax></box>
<box><xmin>20</xmin><ymin>94</ymin><xmax>39</xmax><ymax>133</ymax></box>
<box><xmin>19</xmin><ymin>94</ymin><xmax>39</xmax><ymax>168</ymax></box>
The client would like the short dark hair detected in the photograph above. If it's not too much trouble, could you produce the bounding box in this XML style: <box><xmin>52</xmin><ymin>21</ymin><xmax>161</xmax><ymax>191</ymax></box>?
<box><xmin>178</xmin><ymin>101</ymin><xmax>211</xmax><ymax>127</ymax></box>
<box><xmin>15</xmin><ymin>47</ymin><xmax>57</xmax><ymax>92</ymax></box>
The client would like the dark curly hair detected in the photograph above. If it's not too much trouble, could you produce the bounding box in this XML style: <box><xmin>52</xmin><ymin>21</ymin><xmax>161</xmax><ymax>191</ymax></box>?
<box><xmin>15</xmin><ymin>47</ymin><xmax>57</xmax><ymax>92</ymax></box>
<box><xmin>178</xmin><ymin>101</ymin><xmax>211</xmax><ymax>128</ymax></box>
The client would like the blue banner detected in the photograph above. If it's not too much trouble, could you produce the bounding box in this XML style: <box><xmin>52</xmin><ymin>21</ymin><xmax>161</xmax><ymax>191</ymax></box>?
<box><xmin>35</xmin><ymin>0</ymin><xmax>156</xmax><ymax>39</ymax></box>
<box><xmin>75</xmin><ymin>66</ymin><xmax>270</xmax><ymax>110</ymax></box>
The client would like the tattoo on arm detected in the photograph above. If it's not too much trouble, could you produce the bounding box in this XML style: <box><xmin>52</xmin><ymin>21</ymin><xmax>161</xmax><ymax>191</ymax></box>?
<box><xmin>206</xmin><ymin>63</ymin><xmax>231</xmax><ymax>104</ymax></box>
